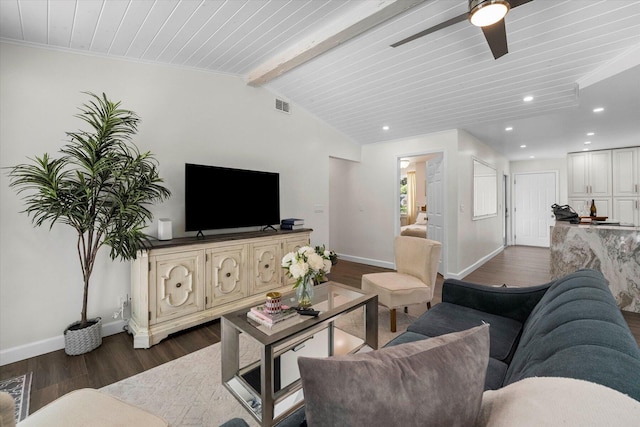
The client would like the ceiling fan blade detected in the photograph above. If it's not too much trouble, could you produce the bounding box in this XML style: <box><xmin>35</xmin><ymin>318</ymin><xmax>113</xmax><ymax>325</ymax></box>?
<box><xmin>391</xmin><ymin>12</ymin><xmax>468</xmax><ymax>48</ymax></box>
<box><xmin>509</xmin><ymin>0</ymin><xmax>533</xmax><ymax>8</ymax></box>
<box><xmin>481</xmin><ymin>18</ymin><xmax>508</xmax><ymax>59</ymax></box>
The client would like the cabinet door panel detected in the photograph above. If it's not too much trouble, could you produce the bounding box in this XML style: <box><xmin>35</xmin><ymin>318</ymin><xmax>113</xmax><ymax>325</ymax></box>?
<box><xmin>151</xmin><ymin>251</ymin><xmax>204</xmax><ymax>324</ymax></box>
<box><xmin>613</xmin><ymin>148</ymin><xmax>639</xmax><ymax>196</ymax></box>
<box><xmin>568</xmin><ymin>153</ymin><xmax>589</xmax><ymax>197</ymax></box>
<box><xmin>592</xmin><ymin>198</ymin><xmax>611</xmax><ymax>217</ymax></box>
<box><xmin>207</xmin><ymin>245</ymin><xmax>247</xmax><ymax>308</ymax></box>
<box><xmin>569</xmin><ymin>198</ymin><xmax>611</xmax><ymax>218</ymax></box>
<box><xmin>613</xmin><ymin>198</ymin><xmax>639</xmax><ymax>226</ymax></box>
<box><xmin>251</xmin><ymin>242</ymin><xmax>282</xmax><ymax>293</ymax></box>
<box><xmin>589</xmin><ymin>151</ymin><xmax>612</xmax><ymax>196</ymax></box>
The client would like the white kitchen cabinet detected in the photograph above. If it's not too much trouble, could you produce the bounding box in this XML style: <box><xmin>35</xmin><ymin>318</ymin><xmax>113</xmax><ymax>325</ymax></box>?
<box><xmin>130</xmin><ymin>229</ymin><xmax>311</xmax><ymax>348</ymax></box>
<box><xmin>569</xmin><ymin>198</ymin><xmax>611</xmax><ymax>218</ymax></box>
<box><xmin>613</xmin><ymin>198</ymin><xmax>639</xmax><ymax>226</ymax></box>
<box><xmin>612</xmin><ymin>147</ymin><xmax>639</xmax><ymax>197</ymax></box>
<box><xmin>568</xmin><ymin>151</ymin><xmax>612</xmax><ymax>198</ymax></box>
<box><xmin>612</xmin><ymin>147</ymin><xmax>640</xmax><ymax>225</ymax></box>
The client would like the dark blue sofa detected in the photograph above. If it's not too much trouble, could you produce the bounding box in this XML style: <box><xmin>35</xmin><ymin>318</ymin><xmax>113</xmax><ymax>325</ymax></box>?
<box><xmin>223</xmin><ymin>269</ymin><xmax>640</xmax><ymax>426</ymax></box>
<box><xmin>390</xmin><ymin>268</ymin><xmax>640</xmax><ymax>399</ymax></box>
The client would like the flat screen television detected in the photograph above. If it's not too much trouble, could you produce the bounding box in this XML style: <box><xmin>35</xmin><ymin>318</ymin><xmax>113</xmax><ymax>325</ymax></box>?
<box><xmin>185</xmin><ymin>163</ymin><xmax>280</xmax><ymax>232</ymax></box>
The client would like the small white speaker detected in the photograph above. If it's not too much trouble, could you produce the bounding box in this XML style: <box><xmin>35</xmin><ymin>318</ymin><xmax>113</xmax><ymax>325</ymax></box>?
<box><xmin>158</xmin><ymin>218</ymin><xmax>172</xmax><ymax>241</ymax></box>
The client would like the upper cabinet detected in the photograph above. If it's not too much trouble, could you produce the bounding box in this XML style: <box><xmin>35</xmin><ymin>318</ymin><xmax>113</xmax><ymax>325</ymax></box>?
<box><xmin>613</xmin><ymin>147</ymin><xmax>639</xmax><ymax>197</ymax></box>
<box><xmin>568</xmin><ymin>147</ymin><xmax>640</xmax><ymax>225</ymax></box>
<box><xmin>568</xmin><ymin>151</ymin><xmax>612</xmax><ymax>198</ymax></box>
<box><xmin>612</xmin><ymin>147</ymin><xmax>640</xmax><ymax>225</ymax></box>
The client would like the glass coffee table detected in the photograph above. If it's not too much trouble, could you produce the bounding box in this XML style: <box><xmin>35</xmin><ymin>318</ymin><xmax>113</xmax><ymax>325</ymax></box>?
<box><xmin>221</xmin><ymin>281</ymin><xmax>378</xmax><ymax>427</ymax></box>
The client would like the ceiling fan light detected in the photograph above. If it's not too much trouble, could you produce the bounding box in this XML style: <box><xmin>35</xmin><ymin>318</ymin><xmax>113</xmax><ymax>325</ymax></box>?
<box><xmin>469</xmin><ymin>0</ymin><xmax>510</xmax><ymax>27</ymax></box>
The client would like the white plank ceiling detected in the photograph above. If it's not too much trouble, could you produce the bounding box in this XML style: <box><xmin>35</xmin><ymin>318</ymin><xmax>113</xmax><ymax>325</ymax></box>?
<box><xmin>1</xmin><ymin>0</ymin><xmax>639</xmax><ymax>160</ymax></box>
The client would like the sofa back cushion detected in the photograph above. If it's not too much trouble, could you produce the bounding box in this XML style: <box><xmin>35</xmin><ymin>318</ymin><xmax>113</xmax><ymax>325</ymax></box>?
<box><xmin>503</xmin><ymin>269</ymin><xmax>640</xmax><ymax>401</ymax></box>
<box><xmin>298</xmin><ymin>325</ymin><xmax>490</xmax><ymax>427</ymax></box>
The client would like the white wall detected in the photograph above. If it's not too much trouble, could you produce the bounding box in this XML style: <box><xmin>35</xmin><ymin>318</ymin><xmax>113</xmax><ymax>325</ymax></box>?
<box><xmin>456</xmin><ymin>130</ymin><xmax>509</xmax><ymax>275</ymax></box>
<box><xmin>0</xmin><ymin>42</ymin><xmax>360</xmax><ymax>363</ymax></box>
<box><xmin>329</xmin><ymin>157</ymin><xmax>360</xmax><ymax>251</ymax></box>
<box><xmin>510</xmin><ymin>157</ymin><xmax>568</xmax><ymax>204</ymax></box>
<box><xmin>330</xmin><ymin>129</ymin><xmax>509</xmax><ymax>277</ymax></box>
<box><xmin>339</xmin><ymin>130</ymin><xmax>459</xmax><ymax>269</ymax></box>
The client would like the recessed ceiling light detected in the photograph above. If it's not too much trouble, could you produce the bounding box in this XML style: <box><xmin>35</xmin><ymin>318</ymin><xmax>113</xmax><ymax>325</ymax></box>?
<box><xmin>382</xmin><ymin>125</ymin><xmax>390</xmax><ymax>131</ymax></box>
<box><xmin>529</xmin><ymin>155</ymin><xmax>535</xmax><ymax>159</ymax></box>
<box><xmin>593</xmin><ymin>107</ymin><xmax>604</xmax><ymax>113</ymax></box>
<box><xmin>523</xmin><ymin>95</ymin><xmax>534</xmax><ymax>102</ymax></box>
<box><xmin>583</xmin><ymin>148</ymin><xmax>590</xmax><ymax>151</ymax></box>
<box><xmin>505</xmin><ymin>127</ymin><xmax>513</xmax><ymax>131</ymax></box>
<box><xmin>520</xmin><ymin>145</ymin><xmax>526</xmax><ymax>148</ymax></box>
<box><xmin>586</xmin><ymin>132</ymin><xmax>595</xmax><ymax>136</ymax></box>
<box><xmin>584</xmin><ymin>141</ymin><xmax>592</xmax><ymax>145</ymax></box>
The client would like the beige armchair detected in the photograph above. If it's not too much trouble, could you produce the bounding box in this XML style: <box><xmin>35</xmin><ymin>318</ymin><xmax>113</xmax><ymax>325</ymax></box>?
<box><xmin>362</xmin><ymin>236</ymin><xmax>441</xmax><ymax>332</ymax></box>
<box><xmin>0</xmin><ymin>392</ymin><xmax>16</xmax><ymax>427</ymax></box>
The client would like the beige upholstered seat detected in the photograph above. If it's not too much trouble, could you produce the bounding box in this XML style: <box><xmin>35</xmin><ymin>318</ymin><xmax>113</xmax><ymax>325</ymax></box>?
<box><xmin>17</xmin><ymin>389</ymin><xmax>168</xmax><ymax>427</ymax></box>
<box><xmin>362</xmin><ymin>236</ymin><xmax>441</xmax><ymax>332</ymax></box>
<box><xmin>0</xmin><ymin>392</ymin><xmax>16</xmax><ymax>427</ymax></box>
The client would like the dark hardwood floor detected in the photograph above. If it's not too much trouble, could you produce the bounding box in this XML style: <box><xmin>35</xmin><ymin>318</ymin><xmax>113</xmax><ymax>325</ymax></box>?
<box><xmin>1</xmin><ymin>246</ymin><xmax>638</xmax><ymax>414</ymax></box>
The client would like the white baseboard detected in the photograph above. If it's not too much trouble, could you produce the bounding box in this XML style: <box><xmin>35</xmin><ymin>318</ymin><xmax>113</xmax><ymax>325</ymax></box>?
<box><xmin>336</xmin><ymin>253</ymin><xmax>395</xmax><ymax>270</ymax></box>
<box><xmin>0</xmin><ymin>319</ymin><xmax>127</xmax><ymax>366</ymax></box>
<box><xmin>447</xmin><ymin>246</ymin><xmax>505</xmax><ymax>280</ymax></box>
<box><xmin>1</xmin><ymin>248</ymin><xmax>506</xmax><ymax>366</ymax></box>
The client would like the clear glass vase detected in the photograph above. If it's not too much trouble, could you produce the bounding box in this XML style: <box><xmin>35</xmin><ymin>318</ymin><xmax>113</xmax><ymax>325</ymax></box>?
<box><xmin>296</xmin><ymin>276</ymin><xmax>314</xmax><ymax>308</ymax></box>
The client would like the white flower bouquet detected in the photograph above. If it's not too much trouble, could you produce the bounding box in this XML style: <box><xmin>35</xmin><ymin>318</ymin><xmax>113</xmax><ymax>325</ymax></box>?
<box><xmin>282</xmin><ymin>245</ymin><xmax>335</xmax><ymax>289</ymax></box>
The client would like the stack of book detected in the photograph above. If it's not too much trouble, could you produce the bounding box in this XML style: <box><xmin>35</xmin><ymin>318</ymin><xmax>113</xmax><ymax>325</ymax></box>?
<box><xmin>281</xmin><ymin>218</ymin><xmax>304</xmax><ymax>230</ymax></box>
<box><xmin>247</xmin><ymin>305</ymin><xmax>298</xmax><ymax>328</ymax></box>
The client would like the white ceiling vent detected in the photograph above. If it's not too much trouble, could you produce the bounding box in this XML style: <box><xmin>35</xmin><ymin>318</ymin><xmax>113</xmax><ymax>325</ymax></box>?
<box><xmin>275</xmin><ymin>98</ymin><xmax>291</xmax><ymax>114</ymax></box>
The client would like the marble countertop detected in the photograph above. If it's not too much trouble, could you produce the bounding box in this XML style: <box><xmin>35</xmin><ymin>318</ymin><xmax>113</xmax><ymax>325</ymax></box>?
<box><xmin>552</xmin><ymin>221</ymin><xmax>640</xmax><ymax>232</ymax></box>
<box><xmin>550</xmin><ymin>221</ymin><xmax>640</xmax><ymax>313</ymax></box>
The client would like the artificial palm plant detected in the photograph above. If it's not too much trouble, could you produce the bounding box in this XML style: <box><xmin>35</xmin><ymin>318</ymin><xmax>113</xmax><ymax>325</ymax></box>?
<box><xmin>8</xmin><ymin>92</ymin><xmax>170</xmax><ymax>353</ymax></box>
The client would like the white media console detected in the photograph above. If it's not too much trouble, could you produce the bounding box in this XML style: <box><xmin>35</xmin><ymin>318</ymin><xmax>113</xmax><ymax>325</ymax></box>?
<box><xmin>129</xmin><ymin>229</ymin><xmax>312</xmax><ymax>348</ymax></box>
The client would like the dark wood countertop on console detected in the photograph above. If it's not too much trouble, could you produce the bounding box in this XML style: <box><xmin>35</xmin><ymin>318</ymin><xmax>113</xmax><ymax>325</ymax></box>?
<box><xmin>142</xmin><ymin>228</ymin><xmax>313</xmax><ymax>250</ymax></box>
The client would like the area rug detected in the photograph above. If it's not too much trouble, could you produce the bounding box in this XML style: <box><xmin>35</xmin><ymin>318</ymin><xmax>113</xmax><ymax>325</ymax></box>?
<box><xmin>102</xmin><ymin>307</ymin><xmax>414</xmax><ymax>426</ymax></box>
<box><xmin>0</xmin><ymin>372</ymin><xmax>32</xmax><ymax>423</ymax></box>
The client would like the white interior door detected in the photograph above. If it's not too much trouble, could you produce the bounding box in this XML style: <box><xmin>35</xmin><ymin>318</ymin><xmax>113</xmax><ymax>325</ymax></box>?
<box><xmin>513</xmin><ymin>172</ymin><xmax>557</xmax><ymax>247</ymax></box>
<box><xmin>427</xmin><ymin>154</ymin><xmax>445</xmax><ymax>274</ymax></box>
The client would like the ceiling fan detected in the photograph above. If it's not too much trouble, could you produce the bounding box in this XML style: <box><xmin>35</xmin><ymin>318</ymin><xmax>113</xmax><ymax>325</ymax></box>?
<box><xmin>391</xmin><ymin>0</ymin><xmax>532</xmax><ymax>59</ymax></box>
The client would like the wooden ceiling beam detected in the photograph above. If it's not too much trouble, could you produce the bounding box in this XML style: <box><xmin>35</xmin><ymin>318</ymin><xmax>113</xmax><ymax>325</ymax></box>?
<box><xmin>577</xmin><ymin>43</ymin><xmax>640</xmax><ymax>90</ymax></box>
<box><xmin>246</xmin><ymin>0</ymin><xmax>427</xmax><ymax>87</ymax></box>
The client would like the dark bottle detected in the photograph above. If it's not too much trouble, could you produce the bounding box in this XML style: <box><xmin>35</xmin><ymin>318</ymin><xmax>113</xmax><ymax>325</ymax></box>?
<box><xmin>590</xmin><ymin>199</ymin><xmax>597</xmax><ymax>217</ymax></box>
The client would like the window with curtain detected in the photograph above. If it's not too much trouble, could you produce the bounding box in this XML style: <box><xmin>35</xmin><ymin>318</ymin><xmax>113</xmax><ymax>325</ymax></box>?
<box><xmin>400</xmin><ymin>177</ymin><xmax>408</xmax><ymax>214</ymax></box>
<box><xmin>407</xmin><ymin>171</ymin><xmax>416</xmax><ymax>224</ymax></box>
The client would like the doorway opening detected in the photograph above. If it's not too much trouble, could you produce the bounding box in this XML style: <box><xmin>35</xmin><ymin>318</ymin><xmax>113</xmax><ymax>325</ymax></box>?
<box><xmin>397</xmin><ymin>152</ymin><xmax>446</xmax><ymax>275</ymax></box>
<box><xmin>504</xmin><ymin>174</ymin><xmax>509</xmax><ymax>247</ymax></box>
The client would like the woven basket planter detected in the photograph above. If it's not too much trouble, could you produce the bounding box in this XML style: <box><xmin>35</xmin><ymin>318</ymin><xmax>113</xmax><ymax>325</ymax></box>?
<box><xmin>64</xmin><ymin>317</ymin><xmax>102</xmax><ymax>356</ymax></box>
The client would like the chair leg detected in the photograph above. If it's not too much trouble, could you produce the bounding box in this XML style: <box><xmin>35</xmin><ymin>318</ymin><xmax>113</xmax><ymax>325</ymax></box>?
<box><xmin>427</xmin><ymin>301</ymin><xmax>431</xmax><ymax>310</ymax></box>
<box><xmin>390</xmin><ymin>308</ymin><xmax>397</xmax><ymax>332</ymax></box>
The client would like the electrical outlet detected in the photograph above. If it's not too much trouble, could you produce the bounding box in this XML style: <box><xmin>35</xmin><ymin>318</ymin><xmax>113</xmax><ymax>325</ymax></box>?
<box><xmin>113</xmin><ymin>295</ymin><xmax>130</xmax><ymax>320</ymax></box>
<box><xmin>118</xmin><ymin>295</ymin><xmax>128</xmax><ymax>308</ymax></box>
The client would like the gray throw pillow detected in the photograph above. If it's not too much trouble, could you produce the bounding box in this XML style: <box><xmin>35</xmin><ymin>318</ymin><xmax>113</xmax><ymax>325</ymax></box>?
<box><xmin>298</xmin><ymin>324</ymin><xmax>490</xmax><ymax>427</ymax></box>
